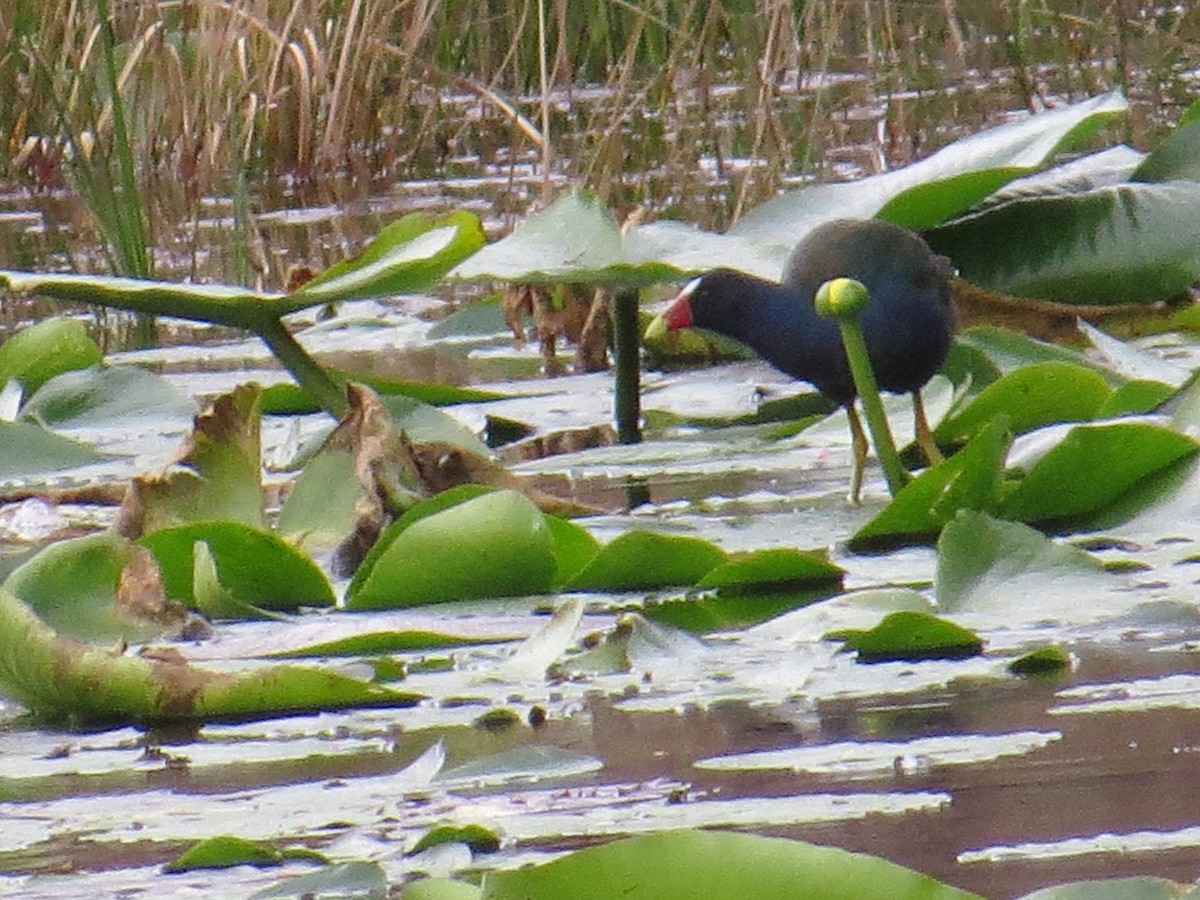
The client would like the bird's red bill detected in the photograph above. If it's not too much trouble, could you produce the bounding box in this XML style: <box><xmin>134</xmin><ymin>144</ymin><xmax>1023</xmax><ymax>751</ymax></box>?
<box><xmin>659</xmin><ymin>283</ymin><xmax>697</xmax><ymax>330</ymax></box>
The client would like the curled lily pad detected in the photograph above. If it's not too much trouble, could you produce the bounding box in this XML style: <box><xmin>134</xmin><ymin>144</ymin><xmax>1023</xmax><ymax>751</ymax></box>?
<box><xmin>0</xmin><ymin>583</ymin><xmax>420</xmax><ymax>724</ymax></box>
<box><xmin>120</xmin><ymin>384</ymin><xmax>266</xmax><ymax>536</ymax></box>
<box><xmin>345</xmin><ymin>489</ymin><xmax>557</xmax><ymax>609</ymax></box>
<box><xmin>0</xmin><ymin>317</ymin><xmax>103</xmax><ymax>396</ymax></box>
<box><xmin>141</xmin><ymin>521</ymin><xmax>335</xmax><ymax>613</ymax></box>
<box><xmin>935</xmin><ymin>361</ymin><xmax>1111</xmax><ymax>446</ymax></box>
<box><xmin>1009</xmin><ymin>646</ymin><xmax>1072</xmax><ymax>678</ymax></box>
<box><xmin>999</xmin><ymin>420</ymin><xmax>1199</xmax><ymax>525</ymax></box>
<box><xmin>852</xmin><ymin>416</ymin><xmax>1012</xmax><ymax>549</ymax></box>
<box><xmin>410</xmin><ymin>824</ymin><xmax>501</xmax><ymax>856</ymax></box>
<box><xmin>19</xmin><ymin>364</ymin><xmax>194</xmax><ymax>427</ymax></box>
<box><xmin>565</xmin><ymin>530</ymin><xmax>728</xmax><ymax>592</ymax></box>
<box><xmin>164</xmin><ymin>834</ymin><xmax>283</xmax><ymax>873</ymax></box>
<box><xmin>2</xmin><ymin>532</ymin><xmax>182</xmax><ymax>643</ymax></box>
<box><xmin>695</xmin><ymin>547</ymin><xmax>844</xmax><ymax>594</ymax></box>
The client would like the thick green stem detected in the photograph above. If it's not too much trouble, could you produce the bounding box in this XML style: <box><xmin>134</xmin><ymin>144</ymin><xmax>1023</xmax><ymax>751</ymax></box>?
<box><xmin>837</xmin><ymin>322</ymin><xmax>910</xmax><ymax>496</ymax></box>
<box><xmin>612</xmin><ymin>287</ymin><xmax>641</xmax><ymax>444</ymax></box>
<box><xmin>255</xmin><ymin>319</ymin><xmax>348</xmax><ymax>417</ymax></box>
<box><xmin>815</xmin><ymin>278</ymin><xmax>910</xmax><ymax>498</ymax></box>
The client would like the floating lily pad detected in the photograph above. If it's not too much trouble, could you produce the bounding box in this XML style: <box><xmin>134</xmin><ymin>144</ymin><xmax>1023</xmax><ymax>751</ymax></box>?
<box><xmin>401</xmin><ymin>878</ymin><xmax>482</xmax><ymax>900</ymax></box>
<box><xmin>546</xmin><ymin>516</ymin><xmax>602</xmax><ymax>588</ymax></box>
<box><xmin>164</xmin><ymin>834</ymin><xmax>283</xmax><ymax>873</ymax></box>
<box><xmin>266</xmin><ymin>630</ymin><xmax>516</xmax><ymax>659</ymax></box>
<box><xmin>695</xmin><ymin>547</ymin><xmax>844</xmax><ymax>594</ymax></box>
<box><xmin>0</xmin><ymin>583</ymin><xmax>420</xmax><ymax>723</ymax></box>
<box><xmin>565</xmin><ymin>530</ymin><xmax>728</xmax><ymax>592</ymax></box>
<box><xmin>141</xmin><ymin>521</ymin><xmax>335</xmax><ymax>613</ymax></box>
<box><xmin>834</xmin><ymin>610</ymin><xmax>984</xmax><ymax>663</ymax></box>
<box><xmin>261</xmin><ymin>373</ymin><xmax>506</xmax><ymax>415</ymax></box>
<box><xmin>250</xmin><ymin>861</ymin><xmax>389</xmax><ymax>899</ymax></box>
<box><xmin>124</xmin><ymin>384</ymin><xmax>266</xmax><ymax>535</ymax></box>
<box><xmin>346</xmin><ymin>489</ymin><xmax>557</xmax><ymax>609</ymax></box>
<box><xmin>19</xmin><ymin>364</ymin><xmax>195</xmax><ymax>427</ymax></box>
<box><xmin>483</xmin><ymin>828</ymin><xmax>983</xmax><ymax>900</ymax></box>
<box><xmin>999</xmin><ymin>420</ymin><xmax>1199</xmax><ymax>525</ymax></box>
<box><xmin>410</xmin><ymin>824</ymin><xmax>501</xmax><ymax>856</ymax></box>
<box><xmin>0</xmin><ymin>316</ymin><xmax>103</xmax><ymax>396</ymax></box>
<box><xmin>935</xmin><ymin>362</ymin><xmax>1111</xmax><ymax>445</ymax></box>
<box><xmin>936</xmin><ymin>510</ymin><xmax>1115</xmax><ymax>620</ymax></box>
<box><xmin>0</xmin><ymin>419</ymin><xmax>106</xmax><ymax>476</ymax></box>
<box><xmin>3</xmin><ymin>532</ymin><xmax>181</xmax><ymax>643</ymax></box>
<box><xmin>1009</xmin><ymin>646</ymin><xmax>1072</xmax><ymax>678</ymax></box>
<box><xmin>1016</xmin><ymin>876</ymin><xmax>1199</xmax><ymax>900</ymax></box>
<box><xmin>852</xmin><ymin>416</ymin><xmax>1011</xmax><ymax>549</ymax></box>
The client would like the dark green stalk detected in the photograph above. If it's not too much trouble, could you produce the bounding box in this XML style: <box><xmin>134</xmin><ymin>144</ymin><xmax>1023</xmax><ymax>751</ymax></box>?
<box><xmin>254</xmin><ymin>319</ymin><xmax>348</xmax><ymax>417</ymax></box>
<box><xmin>815</xmin><ymin>278</ymin><xmax>910</xmax><ymax>497</ymax></box>
<box><xmin>612</xmin><ymin>287</ymin><xmax>641</xmax><ymax>444</ymax></box>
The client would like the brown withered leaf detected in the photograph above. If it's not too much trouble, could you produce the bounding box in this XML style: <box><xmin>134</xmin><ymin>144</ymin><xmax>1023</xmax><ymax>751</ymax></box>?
<box><xmin>405</xmin><ymin>436</ymin><xmax>601</xmax><ymax>518</ymax></box>
<box><xmin>115</xmin><ymin>545</ymin><xmax>190</xmax><ymax>635</ymax></box>
<box><xmin>951</xmin><ymin>277</ymin><xmax>1167</xmax><ymax>343</ymax></box>
<box><xmin>116</xmin><ymin>384</ymin><xmax>265</xmax><ymax>539</ymax></box>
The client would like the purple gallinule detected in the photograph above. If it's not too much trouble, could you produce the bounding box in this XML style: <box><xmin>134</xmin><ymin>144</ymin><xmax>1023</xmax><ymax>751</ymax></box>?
<box><xmin>648</xmin><ymin>218</ymin><xmax>955</xmax><ymax>499</ymax></box>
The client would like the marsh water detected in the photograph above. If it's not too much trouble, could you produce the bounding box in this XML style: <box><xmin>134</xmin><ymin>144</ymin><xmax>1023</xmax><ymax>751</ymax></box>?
<box><xmin>4</xmin><ymin>5</ymin><xmax>1200</xmax><ymax>898</ymax></box>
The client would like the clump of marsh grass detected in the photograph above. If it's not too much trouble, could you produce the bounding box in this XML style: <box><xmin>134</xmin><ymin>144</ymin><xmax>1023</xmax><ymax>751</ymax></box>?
<box><xmin>0</xmin><ymin>0</ymin><xmax>1194</xmax><ymax>306</ymax></box>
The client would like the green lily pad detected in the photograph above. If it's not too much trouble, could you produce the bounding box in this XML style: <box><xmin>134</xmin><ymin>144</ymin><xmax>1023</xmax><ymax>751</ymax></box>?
<box><xmin>546</xmin><ymin>516</ymin><xmax>602</xmax><ymax>588</ymax></box>
<box><xmin>0</xmin><ymin>583</ymin><xmax>420</xmax><ymax>724</ymax></box>
<box><xmin>1016</xmin><ymin>876</ymin><xmax>1200</xmax><ymax>900</ymax></box>
<box><xmin>999</xmin><ymin>421</ymin><xmax>1199</xmax><ymax>524</ymax></box>
<box><xmin>957</xmin><ymin>326</ymin><xmax>1122</xmax><ymax>382</ymax></box>
<box><xmin>1096</xmin><ymin>379</ymin><xmax>1174</xmax><ymax>418</ymax></box>
<box><xmin>834</xmin><ymin>610</ymin><xmax>984</xmax><ymax>663</ymax></box>
<box><xmin>261</xmin><ymin>373</ymin><xmax>506</xmax><ymax>415</ymax></box>
<box><xmin>927</xmin><ymin>181</ymin><xmax>1200</xmax><ymax>304</ymax></box>
<box><xmin>483</xmin><ymin>828</ymin><xmax>983</xmax><ymax>900</ymax></box>
<box><xmin>852</xmin><ymin>416</ymin><xmax>1011</xmax><ymax>549</ymax></box>
<box><xmin>19</xmin><ymin>364</ymin><xmax>194</xmax><ymax>427</ymax></box>
<box><xmin>141</xmin><ymin>521</ymin><xmax>335</xmax><ymax>613</ymax></box>
<box><xmin>164</xmin><ymin>834</ymin><xmax>283</xmax><ymax>873</ymax></box>
<box><xmin>936</xmin><ymin>510</ymin><xmax>1113</xmax><ymax>618</ymax></box>
<box><xmin>289</xmin><ymin>210</ymin><xmax>485</xmax><ymax>309</ymax></box>
<box><xmin>401</xmin><ymin>878</ymin><xmax>482</xmax><ymax>900</ymax></box>
<box><xmin>0</xmin><ymin>316</ymin><xmax>103</xmax><ymax>396</ymax></box>
<box><xmin>346</xmin><ymin>489</ymin><xmax>557</xmax><ymax>609</ymax></box>
<box><xmin>2</xmin><ymin>532</ymin><xmax>178</xmax><ymax>643</ymax></box>
<box><xmin>266</xmin><ymin>630</ymin><xmax>516</xmax><ymax>659</ymax></box>
<box><xmin>730</xmin><ymin>92</ymin><xmax>1126</xmax><ymax>244</ymax></box>
<box><xmin>565</xmin><ymin>530</ymin><xmax>729</xmax><ymax>592</ymax></box>
<box><xmin>1008</xmin><ymin>646</ymin><xmax>1072</xmax><ymax>678</ymax></box>
<box><xmin>643</xmin><ymin>588</ymin><xmax>839</xmax><ymax>634</ymax></box>
<box><xmin>128</xmin><ymin>384</ymin><xmax>266</xmax><ymax>534</ymax></box>
<box><xmin>695</xmin><ymin>547</ymin><xmax>844</xmax><ymax>594</ymax></box>
<box><xmin>935</xmin><ymin>362</ymin><xmax>1111</xmax><ymax>445</ymax></box>
<box><xmin>449</xmin><ymin>189</ymin><xmax>684</xmax><ymax>288</ymax></box>
<box><xmin>0</xmin><ymin>419</ymin><xmax>106</xmax><ymax>476</ymax></box>
<box><xmin>410</xmin><ymin>824</ymin><xmax>501</xmax><ymax>856</ymax></box>
<box><xmin>250</xmin><ymin>861</ymin><xmax>389</xmax><ymax>899</ymax></box>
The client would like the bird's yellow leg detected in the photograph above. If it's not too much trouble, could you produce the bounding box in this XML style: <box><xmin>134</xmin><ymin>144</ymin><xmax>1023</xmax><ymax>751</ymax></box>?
<box><xmin>846</xmin><ymin>402</ymin><xmax>869</xmax><ymax>504</ymax></box>
<box><xmin>913</xmin><ymin>389</ymin><xmax>943</xmax><ymax>466</ymax></box>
